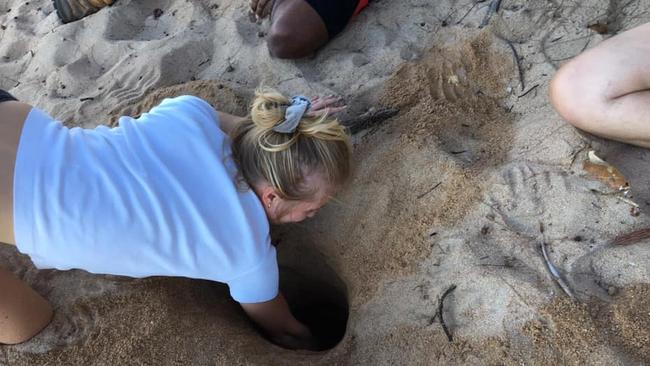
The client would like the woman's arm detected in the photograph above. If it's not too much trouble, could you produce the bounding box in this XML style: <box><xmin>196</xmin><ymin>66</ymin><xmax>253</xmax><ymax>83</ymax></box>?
<box><xmin>216</xmin><ymin>111</ymin><xmax>246</xmax><ymax>135</ymax></box>
<box><xmin>240</xmin><ymin>293</ymin><xmax>314</xmax><ymax>349</ymax></box>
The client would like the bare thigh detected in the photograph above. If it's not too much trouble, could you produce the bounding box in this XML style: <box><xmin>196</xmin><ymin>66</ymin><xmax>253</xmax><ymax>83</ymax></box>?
<box><xmin>0</xmin><ymin>101</ymin><xmax>32</xmax><ymax>245</ymax></box>
<box><xmin>0</xmin><ymin>266</ymin><xmax>53</xmax><ymax>344</ymax></box>
<box><xmin>0</xmin><ymin>102</ymin><xmax>53</xmax><ymax>344</ymax></box>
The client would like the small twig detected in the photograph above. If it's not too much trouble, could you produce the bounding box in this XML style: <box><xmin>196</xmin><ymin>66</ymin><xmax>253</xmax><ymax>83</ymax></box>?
<box><xmin>568</xmin><ymin>144</ymin><xmax>588</xmax><ymax>168</ymax></box>
<box><xmin>615</xmin><ymin>196</ymin><xmax>639</xmax><ymax>208</ymax></box>
<box><xmin>539</xmin><ymin>222</ymin><xmax>576</xmax><ymax>300</ymax></box>
<box><xmin>518</xmin><ymin>84</ymin><xmax>539</xmax><ymax>98</ymax></box>
<box><xmin>440</xmin><ymin>9</ymin><xmax>455</xmax><ymax>27</ymax></box>
<box><xmin>498</xmin><ymin>274</ymin><xmax>533</xmax><ymax>308</ymax></box>
<box><xmin>589</xmin><ymin>188</ymin><xmax>620</xmax><ymax>196</ymax></box>
<box><xmin>580</xmin><ymin>37</ymin><xmax>592</xmax><ymax>53</ymax></box>
<box><xmin>343</xmin><ymin>107</ymin><xmax>399</xmax><ymax>134</ymax></box>
<box><xmin>477</xmin><ymin>263</ymin><xmax>513</xmax><ymax>268</ymax></box>
<box><xmin>417</xmin><ymin>182</ymin><xmax>442</xmax><ymax>199</ymax></box>
<box><xmin>438</xmin><ymin>284</ymin><xmax>457</xmax><ymax>342</ymax></box>
<box><xmin>479</xmin><ymin>0</ymin><xmax>502</xmax><ymax>28</ymax></box>
<box><xmin>540</xmin><ymin>241</ymin><xmax>575</xmax><ymax>300</ymax></box>
<box><xmin>455</xmin><ymin>2</ymin><xmax>479</xmax><ymax>25</ymax></box>
<box><xmin>501</xmin><ymin>38</ymin><xmax>525</xmax><ymax>91</ymax></box>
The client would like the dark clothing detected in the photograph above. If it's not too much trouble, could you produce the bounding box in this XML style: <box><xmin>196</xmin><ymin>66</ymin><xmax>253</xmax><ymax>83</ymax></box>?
<box><xmin>305</xmin><ymin>0</ymin><xmax>359</xmax><ymax>37</ymax></box>
<box><xmin>0</xmin><ymin>89</ymin><xmax>17</xmax><ymax>104</ymax></box>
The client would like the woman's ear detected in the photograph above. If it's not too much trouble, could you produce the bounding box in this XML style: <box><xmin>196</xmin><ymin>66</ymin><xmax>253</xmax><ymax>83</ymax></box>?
<box><xmin>258</xmin><ymin>183</ymin><xmax>279</xmax><ymax>209</ymax></box>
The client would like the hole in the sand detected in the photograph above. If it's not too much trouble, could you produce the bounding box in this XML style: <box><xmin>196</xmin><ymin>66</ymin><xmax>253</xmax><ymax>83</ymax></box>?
<box><xmin>278</xmin><ymin>266</ymin><xmax>348</xmax><ymax>351</ymax></box>
<box><xmin>249</xmin><ymin>253</ymin><xmax>349</xmax><ymax>352</ymax></box>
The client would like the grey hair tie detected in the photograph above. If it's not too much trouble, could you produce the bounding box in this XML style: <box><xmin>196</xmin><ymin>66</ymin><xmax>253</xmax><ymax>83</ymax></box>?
<box><xmin>272</xmin><ymin>95</ymin><xmax>311</xmax><ymax>134</ymax></box>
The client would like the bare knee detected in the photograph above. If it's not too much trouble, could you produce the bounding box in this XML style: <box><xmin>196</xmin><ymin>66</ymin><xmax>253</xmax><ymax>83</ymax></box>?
<box><xmin>267</xmin><ymin>28</ymin><xmax>296</xmax><ymax>59</ymax></box>
<box><xmin>550</xmin><ymin>59</ymin><xmax>609</xmax><ymax>131</ymax></box>
<box><xmin>549</xmin><ymin>64</ymin><xmax>582</xmax><ymax>125</ymax></box>
<box><xmin>267</xmin><ymin>27</ymin><xmax>317</xmax><ymax>59</ymax></box>
<box><xmin>1</xmin><ymin>302</ymin><xmax>53</xmax><ymax>345</ymax></box>
<box><xmin>266</xmin><ymin>20</ymin><xmax>327</xmax><ymax>59</ymax></box>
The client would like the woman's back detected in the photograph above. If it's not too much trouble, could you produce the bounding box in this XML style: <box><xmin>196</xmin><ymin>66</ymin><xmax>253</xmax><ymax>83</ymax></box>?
<box><xmin>14</xmin><ymin>96</ymin><xmax>278</xmax><ymax>303</ymax></box>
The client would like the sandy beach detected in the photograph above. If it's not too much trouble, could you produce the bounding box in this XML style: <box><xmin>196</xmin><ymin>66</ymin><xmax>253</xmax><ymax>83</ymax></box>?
<box><xmin>1</xmin><ymin>0</ymin><xmax>650</xmax><ymax>364</ymax></box>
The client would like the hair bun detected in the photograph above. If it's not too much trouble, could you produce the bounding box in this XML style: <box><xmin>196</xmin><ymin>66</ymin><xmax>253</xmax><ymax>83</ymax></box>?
<box><xmin>250</xmin><ymin>88</ymin><xmax>290</xmax><ymax>131</ymax></box>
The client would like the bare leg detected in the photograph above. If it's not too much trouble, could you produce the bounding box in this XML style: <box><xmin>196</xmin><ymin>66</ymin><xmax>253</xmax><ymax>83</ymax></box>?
<box><xmin>54</xmin><ymin>0</ymin><xmax>115</xmax><ymax>24</ymax></box>
<box><xmin>0</xmin><ymin>100</ymin><xmax>31</xmax><ymax>245</ymax></box>
<box><xmin>0</xmin><ymin>99</ymin><xmax>50</xmax><ymax>344</ymax></box>
<box><xmin>550</xmin><ymin>22</ymin><xmax>650</xmax><ymax>148</ymax></box>
<box><xmin>0</xmin><ymin>267</ymin><xmax>53</xmax><ymax>344</ymax></box>
<box><xmin>267</xmin><ymin>0</ymin><xmax>329</xmax><ymax>59</ymax></box>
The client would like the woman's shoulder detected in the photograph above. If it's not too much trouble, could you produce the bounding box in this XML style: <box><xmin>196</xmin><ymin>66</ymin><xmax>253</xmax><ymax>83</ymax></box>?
<box><xmin>134</xmin><ymin>95</ymin><xmax>220</xmax><ymax>131</ymax></box>
<box><xmin>157</xmin><ymin>95</ymin><xmax>217</xmax><ymax>117</ymax></box>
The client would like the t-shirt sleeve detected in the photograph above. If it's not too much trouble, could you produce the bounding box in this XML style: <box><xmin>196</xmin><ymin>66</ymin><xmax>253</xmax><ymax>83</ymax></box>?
<box><xmin>227</xmin><ymin>246</ymin><xmax>279</xmax><ymax>303</ymax></box>
<box><xmin>124</xmin><ymin>95</ymin><xmax>220</xmax><ymax>129</ymax></box>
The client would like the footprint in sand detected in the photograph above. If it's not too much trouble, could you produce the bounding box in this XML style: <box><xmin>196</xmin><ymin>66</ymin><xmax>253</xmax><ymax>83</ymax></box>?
<box><xmin>53</xmin><ymin>301</ymin><xmax>98</xmax><ymax>346</ymax></box>
<box><xmin>485</xmin><ymin>161</ymin><xmax>650</xmax><ymax>299</ymax></box>
<box><xmin>78</xmin><ymin>37</ymin><xmax>213</xmax><ymax>125</ymax></box>
<box><xmin>0</xmin><ymin>39</ymin><xmax>30</xmax><ymax>63</ymax></box>
<box><xmin>234</xmin><ymin>11</ymin><xmax>264</xmax><ymax>46</ymax></box>
<box><xmin>487</xmin><ymin>162</ymin><xmax>602</xmax><ymax>238</ymax></box>
<box><xmin>103</xmin><ymin>0</ymin><xmax>197</xmax><ymax>41</ymax></box>
<box><xmin>381</xmin><ymin>34</ymin><xmax>516</xmax><ymax>170</ymax></box>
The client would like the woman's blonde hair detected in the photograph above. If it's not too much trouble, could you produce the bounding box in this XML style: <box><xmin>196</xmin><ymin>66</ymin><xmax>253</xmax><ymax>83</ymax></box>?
<box><xmin>230</xmin><ymin>87</ymin><xmax>352</xmax><ymax>201</ymax></box>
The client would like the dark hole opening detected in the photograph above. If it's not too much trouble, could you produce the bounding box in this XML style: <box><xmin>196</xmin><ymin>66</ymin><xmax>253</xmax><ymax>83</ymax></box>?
<box><xmin>279</xmin><ymin>266</ymin><xmax>349</xmax><ymax>351</ymax></box>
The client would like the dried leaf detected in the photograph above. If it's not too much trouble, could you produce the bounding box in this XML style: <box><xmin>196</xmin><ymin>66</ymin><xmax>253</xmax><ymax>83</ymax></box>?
<box><xmin>612</xmin><ymin>228</ymin><xmax>650</xmax><ymax>246</ymax></box>
<box><xmin>583</xmin><ymin>151</ymin><xmax>628</xmax><ymax>190</ymax></box>
<box><xmin>588</xmin><ymin>22</ymin><xmax>609</xmax><ymax>35</ymax></box>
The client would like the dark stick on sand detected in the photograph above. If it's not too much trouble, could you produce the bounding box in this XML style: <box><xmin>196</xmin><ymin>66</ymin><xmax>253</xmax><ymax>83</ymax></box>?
<box><xmin>518</xmin><ymin>84</ymin><xmax>539</xmax><ymax>98</ymax></box>
<box><xmin>455</xmin><ymin>1</ymin><xmax>479</xmax><ymax>25</ymax></box>
<box><xmin>539</xmin><ymin>222</ymin><xmax>576</xmax><ymax>300</ymax></box>
<box><xmin>479</xmin><ymin>0</ymin><xmax>502</xmax><ymax>28</ymax></box>
<box><xmin>438</xmin><ymin>284</ymin><xmax>457</xmax><ymax>342</ymax></box>
<box><xmin>502</xmin><ymin>38</ymin><xmax>525</xmax><ymax>92</ymax></box>
<box><xmin>343</xmin><ymin>107</ymin><xmax>400</xmax><ymax>134</ymax></box>
<box><xmin>417</xmin><ymin>182</ymin><xmax>442</xmax><ymax>199</ymax></box>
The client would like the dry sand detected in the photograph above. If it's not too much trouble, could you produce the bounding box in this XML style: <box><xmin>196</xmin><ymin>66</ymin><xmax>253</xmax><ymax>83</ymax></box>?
<box><xmin>2</xmin><ymin>0</ymin><xmax>650</xmax><ymax>365</ymax></box>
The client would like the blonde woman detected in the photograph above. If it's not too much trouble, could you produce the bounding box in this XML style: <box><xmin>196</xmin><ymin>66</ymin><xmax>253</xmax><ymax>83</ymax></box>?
<box><xmin>0</xmin><ymin>88</ymin><xmax>350</xmax><ymax>350</ymax></box>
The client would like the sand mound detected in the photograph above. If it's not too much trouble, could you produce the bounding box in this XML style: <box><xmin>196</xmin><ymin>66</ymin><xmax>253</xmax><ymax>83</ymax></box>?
<box><xmin>2</xmin><ymin>0</ymin><xmax>650</xmax><ymax>365</ymax></box>
<box><xmin>524</xmin><ymin>285</ymin><xmax>650</xmax><ymax>364</ymax></box>
<box><xmin>107</xmin><ymin>79</ymin><xmax>250</xmax><ymax>127</ymax></box>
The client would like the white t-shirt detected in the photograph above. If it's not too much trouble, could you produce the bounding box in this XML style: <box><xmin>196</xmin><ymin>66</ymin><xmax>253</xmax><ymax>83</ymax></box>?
<box><xmin>13</xmin><ymin>96</ymin><xmax>278</xmax><ymax>303</ymax></box>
